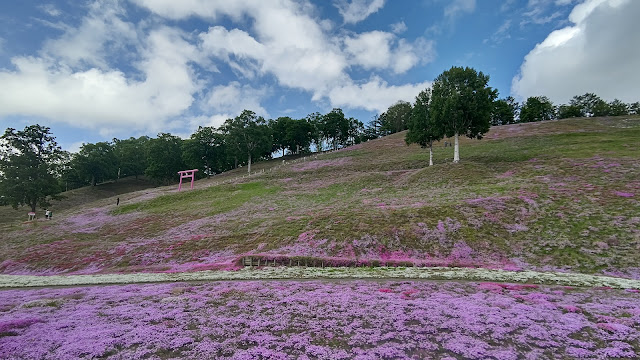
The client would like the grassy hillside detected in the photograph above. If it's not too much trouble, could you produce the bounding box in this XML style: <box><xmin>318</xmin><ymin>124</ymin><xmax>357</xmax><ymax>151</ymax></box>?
<box><xmin>1</xmin><ymin>116</ymin><xmax>638</xmax><ymax>277</ymax></box>
<box><xmin>0</xmin><ymin>176</ymin><xmax>158</xmax><ymax>225</ymax></box>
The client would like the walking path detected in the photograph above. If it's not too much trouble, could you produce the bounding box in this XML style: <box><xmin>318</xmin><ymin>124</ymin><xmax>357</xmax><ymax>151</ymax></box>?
<box><xmin>1</xmin><ymin>267</ymin><xmax>640</xmax><ymax>289</ymax></box>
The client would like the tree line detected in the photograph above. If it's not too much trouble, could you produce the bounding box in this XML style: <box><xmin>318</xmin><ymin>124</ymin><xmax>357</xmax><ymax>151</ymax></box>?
<box><xmin>0</xmin><ymin>108</ymin><xmax>365</xmax><ymax>211</ymax></box>
<box><xmin>2</xmin><ymin>65</ymin><xmax>638</xmax><ymax>212</ymax></box>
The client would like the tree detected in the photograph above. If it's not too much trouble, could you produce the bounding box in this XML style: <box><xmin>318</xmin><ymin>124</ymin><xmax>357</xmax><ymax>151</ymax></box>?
<box><xmin>182</xmin><ymin>126</ymin><xmax>227</xmax><ymax>177</ymax></box>
<box><xmin>286</xmin><ymin>119</ymin><xmax>316</xmax><ymax>154</ymax></box>
<box><xmin>270</xmin><ymin>117</ymin><xmax>292</xmax><ymax>157</ymax></box>
<box><xmin>430</xmin><ymin>66</ymin><xmax>497</xmax><ymax>163</ymax></box>
<box><xmin>491</xmin><ymin>98</ymin><xmax>516</xmax><ymax>126</ymax></box>
<box><xmin>406</xmin><ymin>89</ymin><xmax>443</xmax><ymax>166</ymax></box>
<box><xmin>113</xmin><ymin>136</ymin><xmax>149</xmax><ymax>180</ymax></box>
<box><xmin>346</xmin><ymin>117</ymin><xmax>364</xmax><ymax>146</ymax></box>
<box><xmin>0</xmin><ymin>125</ymin><xmax>64</xmax><ymax>212</ymax></box>
<box><xmin>362</xmin><ymin>114</ymin><xmax>383</xmax><ymax>141</ymax></box>
<box><xmin>608</xmin><ymin>99</ymin><xmax>629</xmax><ymax>116</ymax></box>
<box><xmin>557</xmin><ymin>104</ymin><xmax>583</xmax><ymax>119</ymax></box>
<box><xmin>145</xmin><ymin>133</ymin><xmax>185</xmax><ymax>183</ymax></box>
<box><xmin>320</xmin><ymin>108</ymin><xmax>350</xmax><ymax>150</ymax></box>
<box><xmin>305</xmin><ymin>112</ymin><xmax>324</xmax><ymax>152</ymax></box>
<box><xmin>380</xmin><ymin>100</ymin><xmax>412</xmax><ymax>134</ymax></box>
<box><xmin>569</xmin><ymin>93</ymin><xmax>602</xmax><ymax>117</ymax></box>
<box><xmin>519</xmin><ymin>96</ymin><xmax>555</xmax><ymax>123</ymax></box>
<box><xmin>592</xmin><ymin>99</ymin><xmax>611</xmax><ymax>117</ymax></box>
<box><xmin>629</xmin><ymin>102</ymin><xmax>640</xmax><ymax>115</ymax></box>
<box><xmin>73</xmin><ymin>142</ymin><xmax>118</xmax><ymax>186</ymax></box>
<box><xmin>223</xmin><ymin>110</ymin><xmax>272</xmax><ymax>174</ymax></box>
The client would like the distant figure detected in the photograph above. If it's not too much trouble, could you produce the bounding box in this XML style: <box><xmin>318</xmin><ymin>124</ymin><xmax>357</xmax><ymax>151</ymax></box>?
<box><xmin>116</xmin><ymin>197</ymin><xmax>120</xmax><ymax>206</ymax></box>
<box><xmin>45</xmin><ymin>209</ymin><xmax>51</xmax><ymax>220</ymax></box>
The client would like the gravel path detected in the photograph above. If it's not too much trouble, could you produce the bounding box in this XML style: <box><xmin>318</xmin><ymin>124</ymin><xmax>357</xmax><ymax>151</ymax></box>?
<box><xmin>2</xmin><ymin>266</ymin><xmax>640</xmax><ymax>289</ymax></box>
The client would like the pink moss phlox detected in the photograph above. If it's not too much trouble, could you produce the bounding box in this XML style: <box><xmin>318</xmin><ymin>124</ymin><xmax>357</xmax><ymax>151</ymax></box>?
<box><xmin>613</xmin><ymin>191</ymin><xmax>634</xmax><ymax>198</ymax></box>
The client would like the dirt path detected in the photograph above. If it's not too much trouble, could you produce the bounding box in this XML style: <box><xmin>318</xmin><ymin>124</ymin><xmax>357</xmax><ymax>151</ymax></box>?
<box><xmin>2</xmin><ymin>266</ymin><xmax>640</xmax><ymax>290</ymax></box>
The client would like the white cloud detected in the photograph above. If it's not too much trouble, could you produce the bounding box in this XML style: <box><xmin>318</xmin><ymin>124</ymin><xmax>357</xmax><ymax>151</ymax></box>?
<box><xmin>203</xmin><ymin>82</ymin><xmax>269</xmax><ymax>118</ymax></box>
<box><xmin>1</xmin><ymin>0</ymin><xmax>437</xmax><ymax>136</ymax></box>
<box><xmin>444</xmin><ymin>0</ymin><xmax>476</xmax><ymax>19</ymax></box>
<box><xmin>390</xmin><ymin>21</ymin><xmax>407</xmax><ymax>34</ymax></box>
<box><xmin>344</xmin><ymin>31</ymin><xmax>435</xmax><ymax>74</ymax></box>
<box><xmin>512</xmin><ymin>0</ymin><xmax>640</xmax><ymax>104</ymax></box>
<box><xmin>38</xmin><ymin>4</ymin><xmax>62</xmax><ymax>17</ymax></box>
<box><xmin>43</xmin><ymin>1</ymin><xmax>139</xmax><ymax>69</ymax></box>
<box><xmin>329</xmin><ymin>77</ymin><xmax>431</xmax><ymax>113</ymax></box>
<box><xmin>344</xmin><ymin>31</ymin><xmax>393</xmax><ymax>70</ymax></box>
<box><xmin>0</xmin><ymin>26</ymin><xmax>201</xmax><ymax>134</ymax></box>
<box><xmin>484</xmin><ymin>20</ymin><xmax>512</xmax><ymax>45</ymax></box>
<box><xmin>334</xmin><ymin>0</ymin><xmax>385</xmax><ymax>24</ymax></box>
<box><xmin>521</xmin><ymin>0</ymin><xmax>575</xmax><ymax>26</ymax></box>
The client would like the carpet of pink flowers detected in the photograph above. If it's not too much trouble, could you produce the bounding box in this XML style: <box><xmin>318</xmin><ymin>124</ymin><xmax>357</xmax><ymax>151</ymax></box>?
<box><xmin>1</xmin><ymin>280</ymin><xmax>639</xmax><ymax>359</ymax></box>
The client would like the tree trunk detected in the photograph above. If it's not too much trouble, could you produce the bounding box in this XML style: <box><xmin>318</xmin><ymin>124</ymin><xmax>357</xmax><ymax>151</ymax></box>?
<box><xmin>247</xmin><ymin>152</ymin><xmax>252</xmax><ymax>174</ymax></box>
<box><xmin>429</xmin><ymin>143</ymin><xmax>433</xmax><ymax>166</ymax></box>
<box><xmin>283</xmin><ymin>149</ymin><xmax>285</xmax><ymax>158</ymax></box>
<box><xmin>453</xmin><ymin>133</ymin><xmax>460</xmax><ymax>163</ymax></box>
<box><xmin>91</xmin><ymin>175</ymin><xmax>96</xmax><ymax>187</ymax></box>
<box><xmin>30</xmin><ymin>202</ymin><xmax>37</xmax><ymax>213</ymax></box>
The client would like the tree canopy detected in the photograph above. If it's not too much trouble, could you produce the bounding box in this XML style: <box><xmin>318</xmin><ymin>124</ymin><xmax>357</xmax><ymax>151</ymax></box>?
<box><xmin>0</xmin><ymin>125</ymin><xmax>64</xmax><ymax>212</ymax></box>
<box><xmin>520</xmin><ymin>96</ymin><xmax>555</xmax><ymax>123</ymax></box>
<box><xmin>405</xmin><ymin>89</ymin><xmax>442</xmax><ymax>166</ymax></box>
<box><xmin>430</xmin><ymin>66</ymin><xmax>497</xmax><ymax>163</ymax></box>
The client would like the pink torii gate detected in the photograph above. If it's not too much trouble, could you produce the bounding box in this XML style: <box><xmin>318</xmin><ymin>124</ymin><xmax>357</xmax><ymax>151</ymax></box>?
<box><xmin>177</xmin><ymin>169</ymin><xmax>198</xmax><ymax>191</ymax></box>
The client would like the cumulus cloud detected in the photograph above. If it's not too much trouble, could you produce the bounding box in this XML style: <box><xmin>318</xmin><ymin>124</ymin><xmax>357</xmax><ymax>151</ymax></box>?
<box><xmin>334</xmin><ymin>0</ymin><xmax>385</xmax><ymax>24</ymax></box>
<box><xmin>1</xmin><ymin>0</ymin><xmax>436</xmax><ymax>138</ymax></box>
<box><xmin>512</xmin><ymin>0</ymin><xmax>640</xmax><ymax>103</ymax></box>
<box><xmin>328</xmin><ymin>77</ymin><xmax>431</xmax><ymax>113</ymax></box>
<box><xmin>0</xmin><ymin>26</ymin><xmax>201</xmax><ymax>135</ymax></box>
<box><xmin>203</xmin><ymin>82</ymin><xmax>269</xmax><ymax>118</ymax></box>
<box><xmin>43</xmin><ymin>1</ymin><xmax>138</xmax><ymax>69</ymax></box>
<box><xmin>343</xmin><ymin>32</ymin><xmax>434</xmax><ymax>74</ymax></box>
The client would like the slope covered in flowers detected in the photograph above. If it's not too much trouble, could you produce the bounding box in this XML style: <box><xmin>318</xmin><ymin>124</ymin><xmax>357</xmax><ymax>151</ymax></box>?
<box><xmin>0</xmin><ymin>117</ymin><xmax>638</xmax><ymax>277</ymax></box>
<box><xmin>1</xmin><ymin>280</ymin><xmax>639</xmax><ymax>359</ymax></box>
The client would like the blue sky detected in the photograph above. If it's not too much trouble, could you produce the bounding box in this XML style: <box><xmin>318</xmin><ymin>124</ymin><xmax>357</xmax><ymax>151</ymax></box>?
<box><xmin>0</xmin><ymin>0</ymin><xmax>638</xmax><ymax>152</ymax></box>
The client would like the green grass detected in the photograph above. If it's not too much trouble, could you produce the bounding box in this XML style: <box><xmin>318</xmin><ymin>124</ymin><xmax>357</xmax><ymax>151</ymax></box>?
<box><xmin>112</xmin><ymin>181</ymin><xmax>280</xmax><ymax>216</ymax></box>
<box><xmin>1</xmin><ymin>117</ymin><xmax>640</xmax><ymax>276</ymax></box>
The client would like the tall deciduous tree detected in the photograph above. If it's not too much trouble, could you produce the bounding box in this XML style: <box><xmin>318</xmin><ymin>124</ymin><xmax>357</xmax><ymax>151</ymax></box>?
<box><xmin>608</xmin><ymin>99</ymin><xmax>629</xmax><ymax>116</ymax></box>
<box><xmin>0</xmin><ymin>125</ymin><xmax>64</xmax><ymax>212</ymax></box>
<box><xmin>569</xmin><ymin>93</ymin><xmax>602</xmax><ymax>117</ymax></box>
<box><xmin>145</xmin><ymin>133</ymin><xmax>185</xmax><ymax>184</ymax></box>
<box><xmin>519</xmin><ymin>96</ymin><xmax>555</xmax><ymax>123</ymax></box>
<box><xmin>285</xmin><ymin>118</ymin><xmax>316</xmax><ymax>154</ymax></box>
<box><xmin>491</xmin><ymin>98</ymin><xmax>517</xmax><ymax>126</ymax></box>
<box><xmin>113</xmin><ymin>136</ymin><xmax>149</xmax><ymax>180</ymax></box>
<box><xmin>223</xmin><ymin>110</ymin><xmax>272</xmax><ymax>174</ymax></box>
<box><xmin>380</xmin><ymin>100</ymin><xmax>412</xmax><ymax>134</ymax></box>
<box><xmin>73</xmin><ymin>142</ymin><xmax>118</xmax><ymax>186</ymax></box>
<box><xmin>557</xmin><ymin>104</ymin><xmax>583</xmax><ymax>119</ymax></box>
<box><xmin>320</xmin><ymin>108</ymin><xmax>350</xmax><ymax>150</ymax></box>
<box><xmin>270</xmin><ymin>117</ymin><xmax>292</xmax><ymax>157</ymax></box>
<box><xmin>406</xmin><ymin>89</ymin><xmax>443</xmax><ymax>166</ymax></box>
<box><xmin>430</xmin><ymin>66</ymin><xmax>497</xmax><ymax>163</ymax></box>
<box><xmin>182</xmin><ymin>126</ymin><xmax>227</xmax><ymax>177</ymax></box>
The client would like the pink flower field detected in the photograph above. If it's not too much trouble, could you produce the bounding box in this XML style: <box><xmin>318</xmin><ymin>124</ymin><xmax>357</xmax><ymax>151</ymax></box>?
<box><xmin>1</xmin><ymin>280</ymin><xmax>639</xmax><ymax>359</ymax></box>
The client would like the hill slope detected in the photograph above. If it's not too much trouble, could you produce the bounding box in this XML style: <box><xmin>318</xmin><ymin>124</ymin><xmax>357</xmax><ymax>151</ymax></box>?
<box><xmin>1</xmin><ymin>116</ymin><xmax>638</xmax><ymax>277</ymax></box>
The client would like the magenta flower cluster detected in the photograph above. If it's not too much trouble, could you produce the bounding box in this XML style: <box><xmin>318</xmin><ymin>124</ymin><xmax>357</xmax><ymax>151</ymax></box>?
<box><xmin>1</xmin><ymin>281</ymin><xmax>638</xmax><ymax>359</ymax></box>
